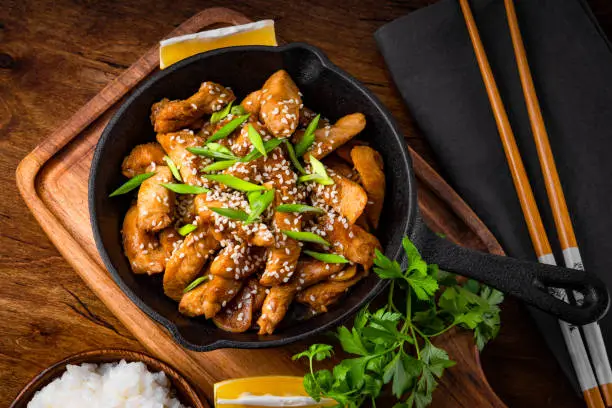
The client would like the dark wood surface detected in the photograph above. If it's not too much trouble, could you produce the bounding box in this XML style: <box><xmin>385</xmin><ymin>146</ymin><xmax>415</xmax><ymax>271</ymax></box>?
<box><xmin>2</xmin><ymin>0</ymin><xmax>611</xmax><ymax>406</ymax></box>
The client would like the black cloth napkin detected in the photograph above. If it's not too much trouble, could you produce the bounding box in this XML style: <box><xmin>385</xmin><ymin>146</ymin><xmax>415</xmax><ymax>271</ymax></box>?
<box><xmin>375</xmin><ymin>0</ymin><xmax>612</xmax><ymax>392</ymax></box>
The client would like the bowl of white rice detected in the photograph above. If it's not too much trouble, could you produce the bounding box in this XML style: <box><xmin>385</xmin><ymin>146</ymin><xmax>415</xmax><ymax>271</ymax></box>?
<box><xmin>9</xmin><ymin>349</ymin><xmax>207</xmax><ymax>408</ymax></box>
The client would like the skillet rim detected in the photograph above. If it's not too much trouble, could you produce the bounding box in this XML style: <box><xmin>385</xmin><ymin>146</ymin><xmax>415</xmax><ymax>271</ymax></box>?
<box><xmin>89</xmin><ymin>42</ymin><xmax>416</xmax><ymax>351</ymax></box>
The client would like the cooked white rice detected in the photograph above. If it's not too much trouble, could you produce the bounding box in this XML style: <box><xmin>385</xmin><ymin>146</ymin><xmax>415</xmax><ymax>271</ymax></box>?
<box><xmin>28</xmin><ymin>360</ymin><xmax>190</xmax><ymax>408</ymax></box>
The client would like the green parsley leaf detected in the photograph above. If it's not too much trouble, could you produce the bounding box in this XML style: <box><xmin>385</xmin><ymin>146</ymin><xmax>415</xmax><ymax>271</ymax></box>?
<box><xmin>109</xmin><ymin>172</ymin><xmax>155</xmax><ymax>197</ymax></box>
<box><xmin>204</xmin><ymin>174</ymin><xmax>266</xmax><ymax>192</ymax></box>
<box><xmin>207</xmin><ymin>113</ymin><xmax>250</xmax><ymax>142</ymax></box>
<box><xmin>210</xmin><ymin>101</ymin><xmax>233</xmax><ymax>124</ymax></box>
<box><xmin>161</xmin><ymin>183</ymin><xmax>209</xmax><ymax>195</ymax></box>
<box><xmin>295</xmin><ymin>113</ymin><xmax>320</xmax><ymax>156</ymax></box>
<box><xmin>209</xmin><ymin>207</ymin><xmax>249</xmax><ymax>222</ymax></box>
<box><xmin>303</xmin><ymin>250</ymin><xmax>349</xmax><ymax>264</ymax></box>
<box><xmin>247</xmin><ymin>124</ymin><xmax>267</xmax><ymax>157</ymax></box>
<box><xmin>177</xmin><ymin>224</ymin><xmax>197</xmax><ymax>236</ymax></box>
<box><xmin>163</xmin><ymin>156</ymin><xmax>182</xmax><ymax>182</ymax></box>
<box><xmin>281</xmin><ymin>230</ymin><xmax>330</xmax><ymax>246</ymax></box>
<box><xmin>183</xmin><ymin>275</ymin><xmax>209</xmax><ymax>293</ymax></box>
<box><xmin>373</xmin><ymin>248</ymin><xmax>403</xmax><ymax>279</ymax></box>
<box><xmin>276</xmin><ymin>204</ymin><xmax>325</xmax><ymax>214</ymax></box>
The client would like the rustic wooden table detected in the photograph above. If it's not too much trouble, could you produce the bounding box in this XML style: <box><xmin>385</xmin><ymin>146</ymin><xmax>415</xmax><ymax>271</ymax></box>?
<box><xmin>2</xmin><ymin>0</ymin><xmax>611</xmax><ymax>406</ymax></box>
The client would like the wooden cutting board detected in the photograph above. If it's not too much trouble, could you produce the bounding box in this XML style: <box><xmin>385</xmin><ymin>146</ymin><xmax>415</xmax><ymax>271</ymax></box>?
<box><xmin>15</xmin><ymin>7</ymin><xmax>505</xmax><ymax>407</ymax></box>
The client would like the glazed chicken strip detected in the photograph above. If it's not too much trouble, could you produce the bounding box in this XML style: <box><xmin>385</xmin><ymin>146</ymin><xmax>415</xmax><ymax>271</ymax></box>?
<box><xmin>194</xmin><ymin>194</ymin><xmax>275</xmax><ymax>247</ymax></box>
<box><xmin>163</xmin><ymin>226</ymin><xmax>220</xmax><ymax>301</ymax></box>
<box><xmin>334</xmin><ymin>139</ymin><xmax>367</xmax><ymax>164</ymax></box>
<box><xmin>179</xmin><ymin>275</ymin><xmax>243</xmax><ymax>319</ymax></box>
<box><xmin>121</xmin><ymin>143</ymin><xmax>166</xmax><ymax>178</ymax></box>
<box><xmin>137</xmin><ymin>166</ymin><xmax>175</xmax><ymax>232</ymax></box>
<box><xmin>296</xmin><ymin>273</ymin><xmax>364</xmax><ymax>314</ymax></box>
<box><xmin>260</xmin><ymin>190</ymin><xmax>302</xmax><ymax>286</ymax></box>
<box><xmin>159</xmin><ymin>227</ymin><xmax>182</xmax><ymax>260</ymax></box>
<box><xmin>213</xmin><ymin>278</ymin><xmax>263</xmax><ymax>333</ymax></box>
<box><xmin>151</xmin><ymin>81</ymin><xmax>235</xmax><ymax>133</ymax></box>
<box><xmin>122</xmin><ymin>205</ymin><xmax>166</xmax><ymax>275</ymax></box>
<box><xmin>303</xmin><ymin>113</ymin><xmax>366</xmax><ymax>160</ymax></box>
<box><xmin>157</xmin><ymin>130</ymin><xmax>210</xmax><ymax>186</ymax></box>
<box><xmin>293</xmin><ymin>258</ymin><xmax>344</xmax><ymax>289</ymax></box>
<box><xmin>318</xmin><ymin>215</ymin><xmax>381</xmax><ymax>269</ymax></box>
<box><xmin>257</xmin><ymin>284</ymin><xmax>298</xmax><ymax>335</ymax></box>
<box><xmin>259</xmin><ymin>70</ymin><xmax>302</xmax><ymax>138</ymax></box>
<box><xmin>210</xmin><ymin>243</ymin><xmax>266</xmax><ymax>280</ymax></box>
<box><xmin>312</xmin><ymin>170</ymin><xmax>367</xmax><ymax>225</ymax></box>
<box><xmin>351</xmin><ymin>146</ymin><xmax>385</xmax><ymax>229</ymax></box>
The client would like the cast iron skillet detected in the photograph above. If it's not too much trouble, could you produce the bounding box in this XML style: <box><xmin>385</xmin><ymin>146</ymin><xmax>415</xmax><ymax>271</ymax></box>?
<box><xmin>90</xmin><ymin>43</ymin><xmax>609</xmax><ymax>351</ymax></box>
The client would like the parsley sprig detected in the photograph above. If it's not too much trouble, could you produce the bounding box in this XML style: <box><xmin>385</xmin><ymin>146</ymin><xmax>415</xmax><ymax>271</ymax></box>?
<box><xmin>293</xmin><ymin>237</ymin><xmax>503</xmax><ymax>408</ymax></box>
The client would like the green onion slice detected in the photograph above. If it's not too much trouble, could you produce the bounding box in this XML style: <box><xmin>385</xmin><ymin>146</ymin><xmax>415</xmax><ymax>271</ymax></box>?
<box><xmin>109</xmin><ymin>172</ymin><xmax>155</xmax><ymax>197</ymax></box>
<box><xmin>284</xmin><ymin>140</ymin><xmax>306</xmax><ymax>174</ymax></box>
<box><xmin>187</xmin><ymin>146</ymin><xmax>237</xmax><ymax>161</ymax></box>
<box><xmin>202</xmin><ymin>160</ymin><xmax>237</xmax><ymax>173</ymax></box>
<box><xmin>240</xmin><ymin>138</ymin><xmax>283</xmax><ymax>163</ymax></box>
<box><xmin>208</xmin><ymin>114</ymin><xmax>250</xmax><ymax>142</ymax></box>
<box><xmin>183</xmin><ymin>276</ymin><xmax>209</xmax><ymax>293</ymax></box>
<box><xmin>276</xmin><ymin>204</ymin><xmax>325</xmax><ymax>214</ymax></box>
<box><xmin>161</xmin><ymin>183</ymin><xmax>209</xmax><ymax>194</ymax></box>
<box><xmin>246</xmin><ymin>188</ymin><xmax>275</xmax><ymax>224</ymax></box>
<box><xmin>281</xmin><ymin>230</ymin><xmax>330</xmax><ymax>246</ymax></box>
<box><xmin>231</xmin><ymin>105</ymin><xmax>247</xmax><ymax>116</ymax></box>
<box><xmin>210</xmin><ymin>101</ymin><xmax>233</xmax><ymax>124</ymax></box>
<box><xmin>297</xmin><ymin>174</ymin><xmax>334</xmax><ymax>186</ymax></box>
<box><xmin>205</xmin><ymin>174</ymin><xmax>266</xmax><ymax>192</ymax></box>
<box><xmin>294</xmin><ymin>114</ymin><xmax>320</xmax><ymax>156</ymax></box>
<box><xmin>163</xmin><ymin>156</ymin><xmax>182</xmax><ymax>182</ymax></box>
<box><xmin>247</xmin><ymin>124</ymin><xmax>267</xmax><ymax>157</ymax></box>
<box><xmin>210</xmin><ymin>207</ymin><xmax>249</xmax><ymax>221</ymax></box>
<box><xmin>178</xmin><ymin>223</ymin><xmax>197</xmax><ymax>236</ymax></box>
<box><xmin>303</xmin><ymin>250</ymin><xmax>349</xmax><ymax>263</ymax></box>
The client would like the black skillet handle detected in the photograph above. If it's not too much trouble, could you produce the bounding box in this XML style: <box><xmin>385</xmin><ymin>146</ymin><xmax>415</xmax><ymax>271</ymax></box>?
<box><xmin>410</xmin><ymin>217</ymin><xmax>610</xmax><ymax>325</ymax></box>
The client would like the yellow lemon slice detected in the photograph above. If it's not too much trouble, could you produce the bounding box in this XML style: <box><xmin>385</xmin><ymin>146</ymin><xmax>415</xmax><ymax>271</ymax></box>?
<box><xmin>214</xmin><ymin>376</ymin><xmax>336</xmax><ymax>408</ymax></box>
<box><xmin>160</xmin><ymin>20</ymin><xmax>277</xmax><ymax>69</ymax></box>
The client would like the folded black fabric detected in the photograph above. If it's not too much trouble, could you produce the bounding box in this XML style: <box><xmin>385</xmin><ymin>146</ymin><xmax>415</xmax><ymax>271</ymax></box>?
<box><xmin>375</xmin><ymin>0</ymin><xmax>612</xmax><ymax>392</ymax></box>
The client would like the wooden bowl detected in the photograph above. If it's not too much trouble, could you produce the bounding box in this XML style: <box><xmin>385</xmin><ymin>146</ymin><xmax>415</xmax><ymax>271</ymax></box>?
<box><xmin>9</xmin><ymin>349</ymin><xmax>208</xmax><ymax>408</ymax></box>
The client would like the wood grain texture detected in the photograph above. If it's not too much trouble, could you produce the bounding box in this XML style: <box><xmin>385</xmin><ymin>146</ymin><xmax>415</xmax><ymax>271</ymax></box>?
<box><xmin>2</xmin><ymin>0</ymin><xmax>611</xmax><ymax>407</ymax></box>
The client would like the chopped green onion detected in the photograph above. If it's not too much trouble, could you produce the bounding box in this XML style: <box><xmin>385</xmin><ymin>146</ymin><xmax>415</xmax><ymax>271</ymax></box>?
<box><xmin>281</xmin><ymin>230</ymin><xmax>330</xmax><ymax>246</ymax></box>
<box><xmin>202</xmin><ymin>160</ymin><xmax>237</xmax><ymax>173</ymax></box>
<box><xmin>294</xmin><ymin>114</ymin><xmax>320</xmax><ymax>156</ymax></box>
<box><xmin>240</xmin><ymin>138</ymin><xmax>283</xmax><ymax>163</ymax></box>
<box><xmin>161</xmin><ymin>183</ymin><xmax>209</xmax><ymax>194</ymax></box>
<box><xmin>205</xmin><ymin>174</ymin><xmax>266</xmax><ymax>192</ymax></box>
<box><xmin>246</xmin><ymin>188</ymin><xmax>275</xmax><ymax>224</ymax></box>
<box><xmin>208</xmin><ymin>114</ymin><xmax>250</xmax><ymax>142</ymax></box>
<box><xmin>178</xmin><ymin>223</ymin><xmax>197</xmax><ymax>236</ymax></box>
<box><xmin>297</xmin><ymin>174</ymin><xmax>334</xmax><ymax>186</ymax></box>
<box><xmin>206</xmin><ymin>142</ymin><xmax>234</xmax><ymax>155</ymax></box>
<box><xmin>276</xmin><ymin>204</ymin><xmax>325</xmax><ymax>214</ymax></box>
<box><xmin>163</xmin><ymin>156</ymin><xmax>182</xmax><ymax>182</ymax></box>
<box><xmin>303</xmin><ymin>250</ymin><xmax>349</xmax><ymax>264</ymax></box>
<box><xmin>284</xmin><ymin>140</ymin><xmax>306</xmax><ymax>174</ymax></box>
<box><xmin>183</xmin><ymin>276</ymin><xmax>209</xmax><ymax>293</ymax></box>
<box><xmin>109</xmin><ymin>172</ymin><xmax>155</xmax><ymax>197</ymax></box>
<box><xmin>231</xmin><ymin>105</ymin><xmax>247</xmax><ymax>116</ymax></box>
<box><xmin>247</xmin><ymin>124</ymin><xmax>267</xmax><ymax>157</ymax></box>
<box><xmin>210</xmin><ymin>207</ymin><xmax>249</xmax><ymax>221</ymax></box>
<box><xmin>210</xmin><ymin>101</ymin><xmax>233</xmax><ymax>124</ymax></box>
<box><xmin>187</xmin><ymin>146</ymin><xmax>237</xmax><ymax>161</ymax></box>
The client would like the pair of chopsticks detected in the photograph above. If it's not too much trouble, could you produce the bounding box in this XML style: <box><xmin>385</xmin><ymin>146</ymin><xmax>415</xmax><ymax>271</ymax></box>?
<box><xmin>458</xmin><ymin>0</ymin><xmax>612</xmax><ymax>407</ymax></box>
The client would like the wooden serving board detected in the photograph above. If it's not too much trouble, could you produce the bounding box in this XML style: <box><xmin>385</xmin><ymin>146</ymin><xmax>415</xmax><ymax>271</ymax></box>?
<box><xmin>16</xmin><ymin>7</ymin><xmax>506</xmax><ymax>407</ymax></box>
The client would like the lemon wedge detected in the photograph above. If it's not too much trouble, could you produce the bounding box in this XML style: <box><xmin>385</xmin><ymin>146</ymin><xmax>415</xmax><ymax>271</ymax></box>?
<box><xmin>214</xmin><ymin>376</ymin><xmax>336</xmax><ymax>408</ymax></box>
<box><xmin>160</xmin><ymin>20</ymin><xmax>277</xmax><ymax>69</ymax></box>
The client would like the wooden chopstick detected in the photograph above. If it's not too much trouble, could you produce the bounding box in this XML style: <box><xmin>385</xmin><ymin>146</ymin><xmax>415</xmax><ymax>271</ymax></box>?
<box><xmin>457</xmin><ymin>1</ymin><xmax>606</xmax><ymax>407</ymax></box>
<box><xmin>503</xmin><ymin>0</ymin><xmax>612</xmax><ymax>405</ymax></box>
